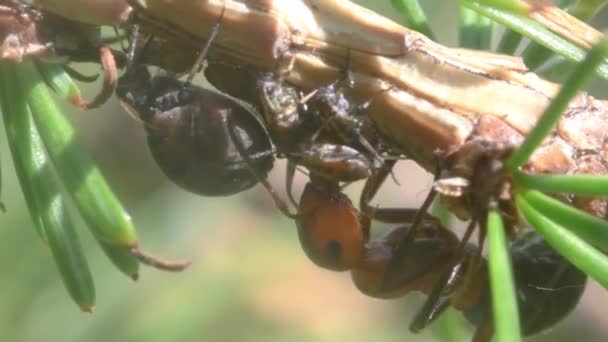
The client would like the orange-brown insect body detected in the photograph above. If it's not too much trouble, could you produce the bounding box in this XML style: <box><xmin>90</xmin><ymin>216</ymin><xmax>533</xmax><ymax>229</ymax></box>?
<box><xmin>296</xmin><ymin>181</ymin><xmax>363</xmax><ymax>271</ymax></box>
<box><xmin>351</xmin><ymin>224</ymin><xmax>486</xmax><ymax>308</ymax></box>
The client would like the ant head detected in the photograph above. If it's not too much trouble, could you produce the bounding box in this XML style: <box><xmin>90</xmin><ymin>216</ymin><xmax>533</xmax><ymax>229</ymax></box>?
<box><xmin>296</xmin><ymin>181</ymin><xmax>364</xmax><ymax>271</ymax></box>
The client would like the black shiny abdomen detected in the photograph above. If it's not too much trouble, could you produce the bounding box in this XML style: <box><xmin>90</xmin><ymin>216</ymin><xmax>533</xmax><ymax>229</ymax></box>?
<box><xmin>117</xmin><ymin>69</ymin><xmax>274</xmax><ymax>196</ymax></box>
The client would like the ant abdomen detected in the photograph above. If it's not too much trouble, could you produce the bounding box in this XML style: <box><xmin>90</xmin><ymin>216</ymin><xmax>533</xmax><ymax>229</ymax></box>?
<box><xmin>117</xmin><ymin>66</ymin><xmax>275</xmax><ymax>196</ymax></box>
<box><xmin>507</xmin><ymin>230</ymin><xmax>587</xmax><ymax>336</ymax></box>
<box><xmin>296</xmin><ymin>181</ymin><xmax>364</xmax><ymax>271</ymax></box>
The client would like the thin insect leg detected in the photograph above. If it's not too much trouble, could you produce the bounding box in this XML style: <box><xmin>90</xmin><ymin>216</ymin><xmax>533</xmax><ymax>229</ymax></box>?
<box><xmin>358</xmin><ymin>160</ymin><xmax>394</xmax><ymax>240</ymax></box>
<box><xmin>409</xmin><ymin>297</ymin><xmax>452</xmax><ymax>333</ymax></box>
<box><xmin>380</xmin><ymin>185</ymin><xmax>439</xmax><ymax>289</ymax></box>
<box><xmin>346</xmin><ymin>86</ymin><xmax>393</xmax><ymax>166</ymax></box>
<box><xmin>388</xmin><ymin>166</ymin><xmax>401</xmax><ymax>186</ymax></box>
<box><xmin>352</xmin><ymin>85</ymin><xmax>393</xmax><ymax>116</ymax></box>
<box><xmin>459</xmin><ymin>214</ymin><xmax>487</xmax><ymax>293</ymax></box>
<box><xmin>76</xmin><ymin>46</ymin><xmax>118</xmax><ymax>109</ymax></box>
<box><xmin>299</xmin><ymin>47</ymin><xmax>351</xmax><ymax>106</ymax></box>
<box><xmin>326</xmin><ymin>116</ymin><xmax>383</xmax><ymax>168</ymax></box>
<box><xmin>183</xmin><ymin>2</ymin><xmax>226</xmax><ymax>87</ymax></box>
<box><xmin>285</xmin><ymin>160</ymin><xmax>299</xmax><ymax>208</ymax></box>
<box><xmin>126</xmin><ymin>21</ymin><xmax>140</xmax><ymax>69</ymax></box>
<box><xmin>360</xmin><ymin>160</ymin><xmax>394</xmax><ymax>215</ymax></box>
<box><xmin>226</xmin><ymin>116</ymin><xmax>299</xmax><ymax>219</ymax></box>
<box><xmin>408</xmin><ymin>219</ymin><xmax>479</xmax><ymax>332</ymax></box>
<box><xmin>123</xmin><ymin>20</ymin><xmax>155</xmax><ymax>73</ymax></box>
<box><xmin>114</xmin><ymin>26</ymin><xmax>128</xmax><ymax>51</ymax></box>
<box><xmin>61</xmin><ymin>65</ymin><xmax>99</xmax><ymax>82</ymax></box>
<box><xmin>472</xmin><ymin>312</ymin><xmax>493</xmax><ymax>342</ymax></box>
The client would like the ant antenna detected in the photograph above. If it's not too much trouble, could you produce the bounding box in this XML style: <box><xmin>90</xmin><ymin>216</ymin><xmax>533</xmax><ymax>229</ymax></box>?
<box><xmin>183</xmin><ymin>4</ymin><xmax>226</xmax><ymax>88</ymax></box>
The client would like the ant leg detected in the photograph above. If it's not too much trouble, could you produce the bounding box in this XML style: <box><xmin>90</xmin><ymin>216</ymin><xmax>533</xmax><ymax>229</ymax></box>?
<box><xmin>346</xmin><ymin>86</ymin><xmax>395</xmax><ymax>168</ymax></box>
<box><xmin>408</xmin><ymin>256</ymin><xmax>466</xmax><ymax>332</ymax></box>
<box><xmin>472</xmin><ymin>312</ymin><xmax>493</xmax><ymax>342</ymax></box>
<box><xmin>364</xmin><ymin>161</ymin><xmax>437</xmax><ymax>225</ymax></box>
<box><xmin>74</xmin><ymin>46</ymin><xmax>118</xmax><ymax>109</ymax></box>
<box><xmin>285</xmin><ymin>160</ymin><xmax>299</xmax><ymax>208</ymax></box>
<box><xmin>226</xmin><ymin>115</ymin><xmax>299</xmax><ymax>219</ymax></box>
<box><xmin>62</xmin><ymin>66</ymin><xmax>100</xmax><ymax>82</ymax></box>
<box><xmin>380</xmin><ymin>164</ymin><xmax>444</xmax><ymax>287</ymax></box>
<box><xmin>380</xmin><ymin>187</ymin><xmax>438</xmax><ymax>280</ymax></box>
<box><xmin>125</xmin><ymin>20</ymin><xmax>140</xmax><ymax>69</ymax></box>
<box><xmin>184</xmin><ymin>2</ymin><xmax>226</xmax><ymax>87</ymax></box>
<box><xmin>123</xmin><ymin>20</ymin><xmax>155</xmax><ymax>72</ymax></box>
<box><xmin>409</xmin><ymin>298</ymin><xmax>452</xmax><ymax>333</ymax></box>
<box><xmin>297</xmin><ymin>47</ymin><xmax>353</xmax><ymax>108</ymax></box>
<box><xmin>408</xmin><ymin>219</ymin><xmax>479</xmax><ymax>331</ymax></box>
<box><xmin>359</xmin><ymin>159</ymin><xmax>395</xmax><ymax>239</ymax></box>
<box><xmin>114</xmin><ymin>25</ymin><xmax>128</xmax><ymax>52</ymax></box>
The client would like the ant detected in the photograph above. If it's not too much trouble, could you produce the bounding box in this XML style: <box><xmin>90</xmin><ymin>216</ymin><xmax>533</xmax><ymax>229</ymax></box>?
<box><xmin>115</xmin><ymin>6</ymin><xmax>275</xmax><ymax>196</ymax></box>
<box><xmin>205</xmin><ymin>50</ymin><xmax>390</xmax><ymax>184</ymax></box>
<box><xmin>114</xmin><ymin>8</ymin><xmax>586</xmax><ymax>339</ymax></box>
<box><xmin>293</xmin><ymin>163</ymin><xmax>585</xmax><ymax>341</ymax></box>
<box><xmin>352</xmin><ymin>221</ymin><xmax>586</xmax><ymax>340</ymax></box>
<box><xmin>116</xmin><ymin>5</ymin><xmax>378</xmax><ymax>212</ymax></box>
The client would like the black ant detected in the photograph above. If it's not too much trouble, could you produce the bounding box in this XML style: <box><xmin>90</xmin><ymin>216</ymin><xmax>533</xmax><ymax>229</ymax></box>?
<box><xmin>115</xmin><ymin>6</ymin><xmax>275</xmax><ymax>196</ymax></box>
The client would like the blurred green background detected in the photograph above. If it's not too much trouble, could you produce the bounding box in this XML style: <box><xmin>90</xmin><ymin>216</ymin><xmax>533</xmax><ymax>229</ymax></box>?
<box><xmin>1</xmin><ymin>1</ymin><xmax>607</xmax><ymax>341</ymax></box>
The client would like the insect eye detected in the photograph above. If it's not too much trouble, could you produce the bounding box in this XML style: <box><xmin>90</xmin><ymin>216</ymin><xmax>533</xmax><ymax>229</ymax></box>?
<box><xmin>326</xmin><ymin>240</ymin><xmax>343</xmax><ymax>263</ymax></box>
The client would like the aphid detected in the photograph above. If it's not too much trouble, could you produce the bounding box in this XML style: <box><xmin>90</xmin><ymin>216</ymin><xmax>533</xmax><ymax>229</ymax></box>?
<box><xmin>255</xmin><ymin>69</ymin><xmax>380</xmax><ymax>183</ymax></box>
<box><xmin>207</xmin><ymin>53</ymin><xmax>383</xmax><ymax>168</ymax></box>
<box><xmin>205</xmin><ymin>54</ymin><xmax>389</xmax><ymax>187</ymax></box>
<box><xmin>116</xmin><ymin>7</ymin><xmax>275</xmax><ymax>196</ymax></box>
<box><xmin>304</xmin><ymin>76</ymin><xmax>387</xmax><ymax>166</ymax></box>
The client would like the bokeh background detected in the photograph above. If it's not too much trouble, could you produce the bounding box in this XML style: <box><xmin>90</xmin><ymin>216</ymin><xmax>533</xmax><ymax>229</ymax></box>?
<box><xmin>1</xmin><ymin>1</ymin><xmax>608</xmax><ymax>341</ymax></box>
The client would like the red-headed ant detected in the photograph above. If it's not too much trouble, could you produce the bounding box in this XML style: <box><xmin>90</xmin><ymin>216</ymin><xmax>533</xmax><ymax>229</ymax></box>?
<box><xmin>293</xmin><ymin>164</ymin><xmax>585</xmax><ymax>341</ymax></box>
